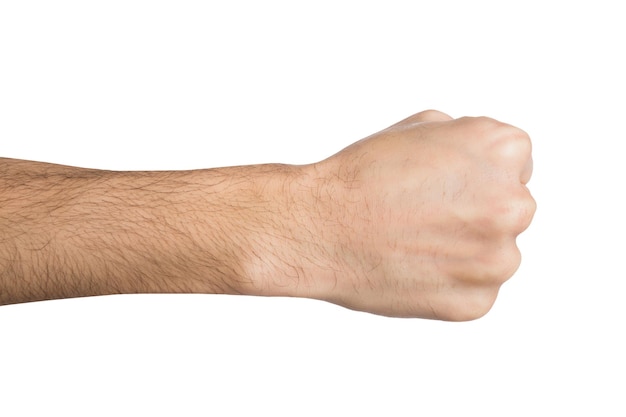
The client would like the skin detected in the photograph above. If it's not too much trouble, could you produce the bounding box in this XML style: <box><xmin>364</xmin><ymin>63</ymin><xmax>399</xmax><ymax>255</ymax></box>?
<box><xmin>0</xmin><ymin>110</ymin><xmax>535</xmax><ymax>320</ymax></box>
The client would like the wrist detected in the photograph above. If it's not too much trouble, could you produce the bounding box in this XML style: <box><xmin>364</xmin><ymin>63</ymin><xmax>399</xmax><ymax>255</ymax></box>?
<box><xmin>239</xmin><ymin>161</ymin><xmax>347</xmax><ymax>303</ymax></box>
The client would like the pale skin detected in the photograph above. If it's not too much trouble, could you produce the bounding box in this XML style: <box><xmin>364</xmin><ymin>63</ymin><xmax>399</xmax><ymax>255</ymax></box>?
<box><xmin>0</xmin><ymin>110</ymin><xmax>535</xmax><ymax>320</ymax></box>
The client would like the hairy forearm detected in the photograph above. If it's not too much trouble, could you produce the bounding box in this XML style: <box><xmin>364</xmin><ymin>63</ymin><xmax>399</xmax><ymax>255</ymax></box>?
<box><xmin>0</xmin><ymin>158</ymin><xmax>300</xmax><ymax>305</ymax></box>
<box><xmin>0</xmin><ymin>111</ymin><xmax>536</xmax><ymax>320</ymax></box>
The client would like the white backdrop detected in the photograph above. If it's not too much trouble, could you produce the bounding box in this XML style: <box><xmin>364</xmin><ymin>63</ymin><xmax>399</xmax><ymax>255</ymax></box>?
<box><xmin>1</xmin><ymin>1</ymin><xmax>624</xmax><ymax>415</ymax></box>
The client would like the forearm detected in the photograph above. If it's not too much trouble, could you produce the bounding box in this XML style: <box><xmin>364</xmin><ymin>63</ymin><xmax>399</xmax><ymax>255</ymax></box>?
<box><xmin>0</xmin><ymin>158</ymin><xmax>300</xmax><ymax>305</ymax></box>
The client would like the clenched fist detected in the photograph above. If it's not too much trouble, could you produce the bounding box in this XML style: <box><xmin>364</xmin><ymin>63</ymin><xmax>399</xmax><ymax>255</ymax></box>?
<box><xmin>0</xmin><ymin>110</ymin><xmax>535</xmax><ymax>321</ymax></box>
<box><xmin>250</xmin><ymin>110</ymin><xmax>536</xmax><ymax>320</ymax></box>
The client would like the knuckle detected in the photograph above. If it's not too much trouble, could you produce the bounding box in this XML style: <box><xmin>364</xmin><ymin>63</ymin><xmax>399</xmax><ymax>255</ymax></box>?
<box><xmin>395</xmin><ymin>109</ymin><xmax>452</xmax><ymax>127</ymax></box>
<box><xmin>489</xmin><ymin>128</ymin><xmax>532</xmax><ymax>164</ymax></box>
<box><xmin>493</xmin><ymin>127</ymin><xmax>531</xmax><ymax>159</ymax></box>
<box><xmin>459</xmin><ymin>117</ymin><xmax>533</xmax><ymax>164</ymax></box>
<box><xmin>521</xmin><ymin>192</ymin><xmax>538</xmax><ymax>230</ymax></box>
<box><xmin>476</xmin><ymin>115</ymin><xmax>502</xmax><ymax>127</ymax></box>
<box><xmin>464</xmin><ymin>115</ymin><xmax>499</xmax><ymax>125</ymax></box>
<box><xmin>463</xmin><ymin>116</ymin><xmax>506</xmax><ymax>134</ymax></box>
<box><xmin>462</xmin><ymin>116</ymin><xmax>531</xmax><ymax>155</ymax></box>
<box><xmin>486</xmin><ymin>191</ymin><xmax>537</xmax><ymax>234</ymax></box>
<box><xmin>444</xmin><ymin>246</ymin><xmax>519</xmax><ymax>321</ymax></box>
<box><xmin>482</xmin><ymin>245</ymin><xmax>521</xmax><ymax>283</ymax></box>
<box><xmin>418</xmin><ymin>109</ymin><xmax>447</xmax><ymax>119</ymax></box>
<box><xmin>445</xmin><ymin>287</ymin><xmax>500</xmax><ymax>322</ymax></box>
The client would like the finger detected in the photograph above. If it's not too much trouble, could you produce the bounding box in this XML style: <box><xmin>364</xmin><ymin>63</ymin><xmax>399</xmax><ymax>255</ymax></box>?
<box><xmin>392</xmin><ymin>109</ymin><xmax>454</xmax><ymax>127</ymax></box>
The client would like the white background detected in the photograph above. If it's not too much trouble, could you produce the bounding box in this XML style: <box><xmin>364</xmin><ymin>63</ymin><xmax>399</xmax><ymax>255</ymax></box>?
<box><xmin>1</xmin><ymin>1</ymin><xmax>624</xmax><ymax>415</ymax></box>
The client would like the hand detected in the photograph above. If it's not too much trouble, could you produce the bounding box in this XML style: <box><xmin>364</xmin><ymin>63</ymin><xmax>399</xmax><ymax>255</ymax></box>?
<box><xmin>258</xmin><ymin>110</ymin><xmax>536</xmax><ymax>320</ymax></box>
